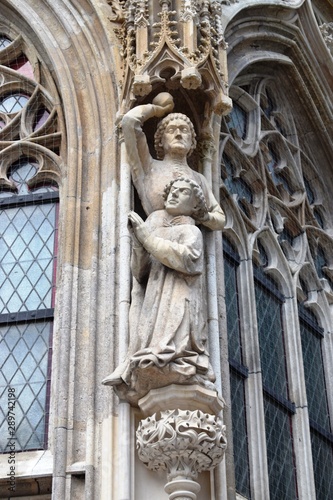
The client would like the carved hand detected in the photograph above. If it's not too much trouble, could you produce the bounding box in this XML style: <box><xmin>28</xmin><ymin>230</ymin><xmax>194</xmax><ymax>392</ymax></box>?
<box><xmin>152</xmin><ymin>92</ymin><xmax>174</xmax><ymax>117</ymax></box>
<box><xmin>128</xmin><ymin>211</ymin><xmax>150</xmax><ymax>244</ymax></box>
<box><xmin>191</xmin><ymin>205</ymin><xmax>210</xmax><ymax>223</ymax></box>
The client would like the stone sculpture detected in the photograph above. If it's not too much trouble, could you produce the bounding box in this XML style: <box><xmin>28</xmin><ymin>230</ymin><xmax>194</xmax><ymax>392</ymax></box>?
<box><xmin>103</xmin><ymin>178</ymin><xmax>216</xmax><ymax>403</ymax></box>
<box><xmin>121</xmin><ymin>92</ymin><xmax>226</xmax><ymax>231</ymax></box>
<box><xmin>103</xmin><ymin>94</ymin><xmax>226</xmax><ymax>403</ymax></box>
<box><xmin>102</xmin><ymin>95</ymin><xmax>227</xmax><ymax>497</ymax></box>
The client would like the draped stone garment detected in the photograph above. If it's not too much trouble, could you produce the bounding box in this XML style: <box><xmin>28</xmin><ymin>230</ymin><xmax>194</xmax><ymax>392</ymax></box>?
<box><xmin>110</xmin><ymin>210</ymin><xmax>213</xmax><ymax>394</ymax></box>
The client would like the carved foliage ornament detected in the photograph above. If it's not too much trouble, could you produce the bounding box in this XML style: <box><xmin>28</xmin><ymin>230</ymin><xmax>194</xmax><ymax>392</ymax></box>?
<box><xmin>136</xmin><ymin>409</ymin><xmax>227</xmax><ymax>480</ymax></box>
<box><xmin>319</xmin><ymin>23</ymin><xmax>333</xmax><ymax>55</ymax></box>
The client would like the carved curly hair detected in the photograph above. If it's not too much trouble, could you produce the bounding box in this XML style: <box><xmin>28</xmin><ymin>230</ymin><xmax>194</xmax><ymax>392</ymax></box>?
<box><xmin>163</xmin><ymin>177</ymin><xmax>208</xmax><ymax>219</ymax></box>
<box><xmin>154</xmin><ymin>113</ymin><xmax>197</xmax><ymax>160</ymax></box>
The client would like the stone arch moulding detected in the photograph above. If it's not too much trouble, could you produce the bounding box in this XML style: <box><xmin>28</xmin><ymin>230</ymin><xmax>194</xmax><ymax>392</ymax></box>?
<box><xmin>0</xmin><ymin>2</ymin><xmax>120</xmax><ymax>500</ymax></box>
<box><xmin>225</xmin><ymin>2</ymin><xmax>333</xmax><ymax>132</ymax></box>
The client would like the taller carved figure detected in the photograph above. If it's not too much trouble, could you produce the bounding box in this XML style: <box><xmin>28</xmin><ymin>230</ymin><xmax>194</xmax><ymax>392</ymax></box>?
<box><xmin>121</xmin><ymin>92</ymin><xmax>225</xmax><ymax>231</ymax></box>
<box><xmin>102</xmin><ymin>95</ymin><xmax>226</xmax><ymax>404</ymax></box>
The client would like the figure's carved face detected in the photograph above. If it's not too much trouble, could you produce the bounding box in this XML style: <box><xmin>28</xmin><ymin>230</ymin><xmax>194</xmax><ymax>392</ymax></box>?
<box><xmin>161</xmin><ymin>118</ymin><xmax>192</xmax><ymax>157</ymax></box>
<box><xmin>165</xmin><ymin>180</ymin><xmax>196</xmax><ymax>216</ymax></box>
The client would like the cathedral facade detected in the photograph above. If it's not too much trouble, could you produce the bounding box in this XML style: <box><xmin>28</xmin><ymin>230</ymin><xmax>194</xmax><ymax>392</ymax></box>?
<box><xmin>0</xmin><ymin>1</ymin><xmax>332</xmax><ymax>499</ymax></box>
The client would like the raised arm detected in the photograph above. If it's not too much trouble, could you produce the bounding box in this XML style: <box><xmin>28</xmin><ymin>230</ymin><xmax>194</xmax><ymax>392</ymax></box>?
<box><xmin>121</xmin><ymin>94</ymin><xmax>174</xmax><ymax>185</ymax></box>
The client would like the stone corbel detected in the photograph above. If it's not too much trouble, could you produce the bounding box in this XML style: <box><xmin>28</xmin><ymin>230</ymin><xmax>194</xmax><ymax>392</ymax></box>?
<box><xmin>136</xmin><ymin>385</ymin><xmax>227</xmax><ymax>500</ymax></box>
<box><xmin>131</xmin><ymin>74</ymin><xmax>153</xmax><ymax>96</ymax></box>
<box><xmin>180</xmin><ymin>66</ymin><xmax>202</xmax><ymax>89</ymax></box>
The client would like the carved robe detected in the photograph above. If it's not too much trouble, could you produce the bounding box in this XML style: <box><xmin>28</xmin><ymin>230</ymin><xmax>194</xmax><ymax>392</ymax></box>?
<box><xmin>110</xmin><ymin>210</ymin><xmax>214</xmax><ymax>399</ymax></box>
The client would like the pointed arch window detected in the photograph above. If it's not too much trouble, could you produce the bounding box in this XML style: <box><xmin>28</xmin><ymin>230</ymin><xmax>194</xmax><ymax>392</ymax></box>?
<box><xmin>0</xmin><ymin>158</ymin><xmax>58</xmax><ymax>452</ymax></box>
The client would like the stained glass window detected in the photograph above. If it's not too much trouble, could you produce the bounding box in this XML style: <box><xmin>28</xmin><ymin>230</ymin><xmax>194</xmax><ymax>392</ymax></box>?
<box><xmin>0</xmin><ymin>158</ymin><xmax>58</xmax><ymax>453</ymax></box>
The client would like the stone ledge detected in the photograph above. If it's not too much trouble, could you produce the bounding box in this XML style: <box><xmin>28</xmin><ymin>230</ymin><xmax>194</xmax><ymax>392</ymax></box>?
<box><xmin>0</xmin><ymin>450</ymin><xmax>53</xmax><ymax>480</ymax></box>
<box><xmin>138</xmin><ymin>384</ymin><xmax>225</xmax><ymax>416</ymax></box>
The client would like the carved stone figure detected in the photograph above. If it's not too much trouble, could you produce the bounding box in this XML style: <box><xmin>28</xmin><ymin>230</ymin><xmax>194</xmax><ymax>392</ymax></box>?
<box><xmin>103</xmin><ymin>178</ymin><xmax>215</xmax><ymax>403</ymax></box>
<box><xmin>121</xmin><ymin>92</ymin><xmax>226</xmax><ymax>231</ymax></box>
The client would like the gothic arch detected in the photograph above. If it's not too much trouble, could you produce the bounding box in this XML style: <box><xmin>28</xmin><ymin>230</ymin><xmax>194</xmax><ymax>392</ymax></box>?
<box><xmin>0</xmin><ymin>2</ymin><xmax>120</xmax><ymax>498</ymax></box>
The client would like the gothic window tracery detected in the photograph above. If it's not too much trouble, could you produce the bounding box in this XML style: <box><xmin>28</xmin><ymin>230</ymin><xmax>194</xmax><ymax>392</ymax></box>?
<box><xmin>0</xmin><ymin>24</ymin><xmax>62</xmax><ymax>453</ymax></box>
<box><xmin>226</xmin><ymin>102</ymin><xmax>248</xmax><ymax>140</ymax></box>
<box><xmin>221</xmin><ymin>66</ymin><xmax>333</xmax><ymax>498</ymax></box>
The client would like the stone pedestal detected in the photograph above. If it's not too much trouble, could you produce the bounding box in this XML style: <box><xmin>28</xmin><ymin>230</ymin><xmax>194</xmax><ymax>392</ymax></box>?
<box><xmin>165</xmin><ymin>478</ymin><xmax>201</xmax><ymax>500</ymax></box>
<box><xmin>136</xmin><ymin>385</ymin><xmax>227</xmax><ymax>499</ymax></box>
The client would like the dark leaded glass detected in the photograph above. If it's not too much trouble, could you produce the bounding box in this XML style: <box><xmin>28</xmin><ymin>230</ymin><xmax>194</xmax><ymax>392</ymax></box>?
<box><xmin>264</xmin><ymin>397</ymin><xmax>298</xmax><ymax>499</ymax></box>
<box><xmin>0</xmin><ymin>158</ymin><xmax>57</xmax><ymax>453</ymax></box>
<box><xmin>278</xmin><ymin>227</ymin><xmax>294</xmax><ymax>246</ymax></box>
<box><xmin>299</xmin><ymin>308</ymin><xmax>333</xmax><ymax>499</ymax></box>
<box><xmin>304</xmin><ymin>177</ymin><xmax>315</xmax><ymax>205</ymax></box>
<box><xmin>0</xmin><ymin>35</ymin><xmax>11</xmax><ymax>49</ymax></box>
<box><xmin>230</xmin><ymin>370</ymin><xmax>251</xmax><ymax>498</ymax></box>
<box><xmin>223</xmin><ymin>156</ymin><xmax>253</xmax><ymax>215</ymax></box>
<box><xmin>255</xmin><ymin>263</ymin><xmax>297</xmax><ymax>498</ymax></box>
<box><xmin>9</xmin><ymin>160</ymin><xmax>38</xmax><ymax>193</ymax></box>
<box><xmin>224</xmin><ymin>253</ymin><xmax>242</xmax><ymax>364</ymax></box>
<box><xmin>0</xmin><ymin>321</ymin><xmax>52</xmax><ymax>451</ymax></box>
<box><xmin>254</xmin><ymin>280</ymin><xmax>288</xmax><ymax>398</ymax></box>
<box><xmin>227</xmin><ymin>103</ymin><xmax>247</xmax><ymax>139</ymax></box>
<box><xmin>224</xmin><ymin>240</ymin><xmax>251</xmax><ymax>497</ymax></box>
<box><xmin>266</xmin><ymin>145</ymin><xmax>292</xmax><ymax>194</ymax></box>
<box><xmin>262</xmin><ymin>90</ymin><xmax>275</xmax><ymax>118</ymax></box>
<box><xmin>314</xmin><ymin>208</ymin><xmax>324</xmax><ymax>229</ymax></box>
<box><xmin>299</xmin><ymin>317</ymin><xmax>330</xmax><ymax>431</ymax></box>
<box><xmin>34</xmin><ymin>107</ymin><xmax>50</xmax><ymax>131</ymax></box>
<box><xmin>311</xmin><ymin>431</ymin><xmax>333</xmax><ymax>500</ymax></box>
<box><xmin>314</xmin><ymin>246</ymin><xmax>326</xmax><ymax>280</ymax></box>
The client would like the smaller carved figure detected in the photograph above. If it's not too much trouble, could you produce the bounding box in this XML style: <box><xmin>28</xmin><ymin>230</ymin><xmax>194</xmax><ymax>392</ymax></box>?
<box><xmin>103</xmin><ymin>178</ymin><xmax>215</xmax><ymax>403</ymax></box>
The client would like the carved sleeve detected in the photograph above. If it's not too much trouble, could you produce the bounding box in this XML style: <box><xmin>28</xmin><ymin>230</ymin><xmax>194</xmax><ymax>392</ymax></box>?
<box><xmin>131</xmin><ymin>245</ymin><xmax>151</xmax><ymax>283</ymax></box>
<box><xmin>121</xmin><ymin>104</ymin><xmax>157</xmax><ymax>184</ymax></box>
<box><xmin>142</xmin><ymin>227</ymin><xmax>203</xmax><ymax>276</ymax></box>
<box><xmin>198</xmin><ymin>174</ymin><xmax>226</xmax><ymax>231</ymax></box>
